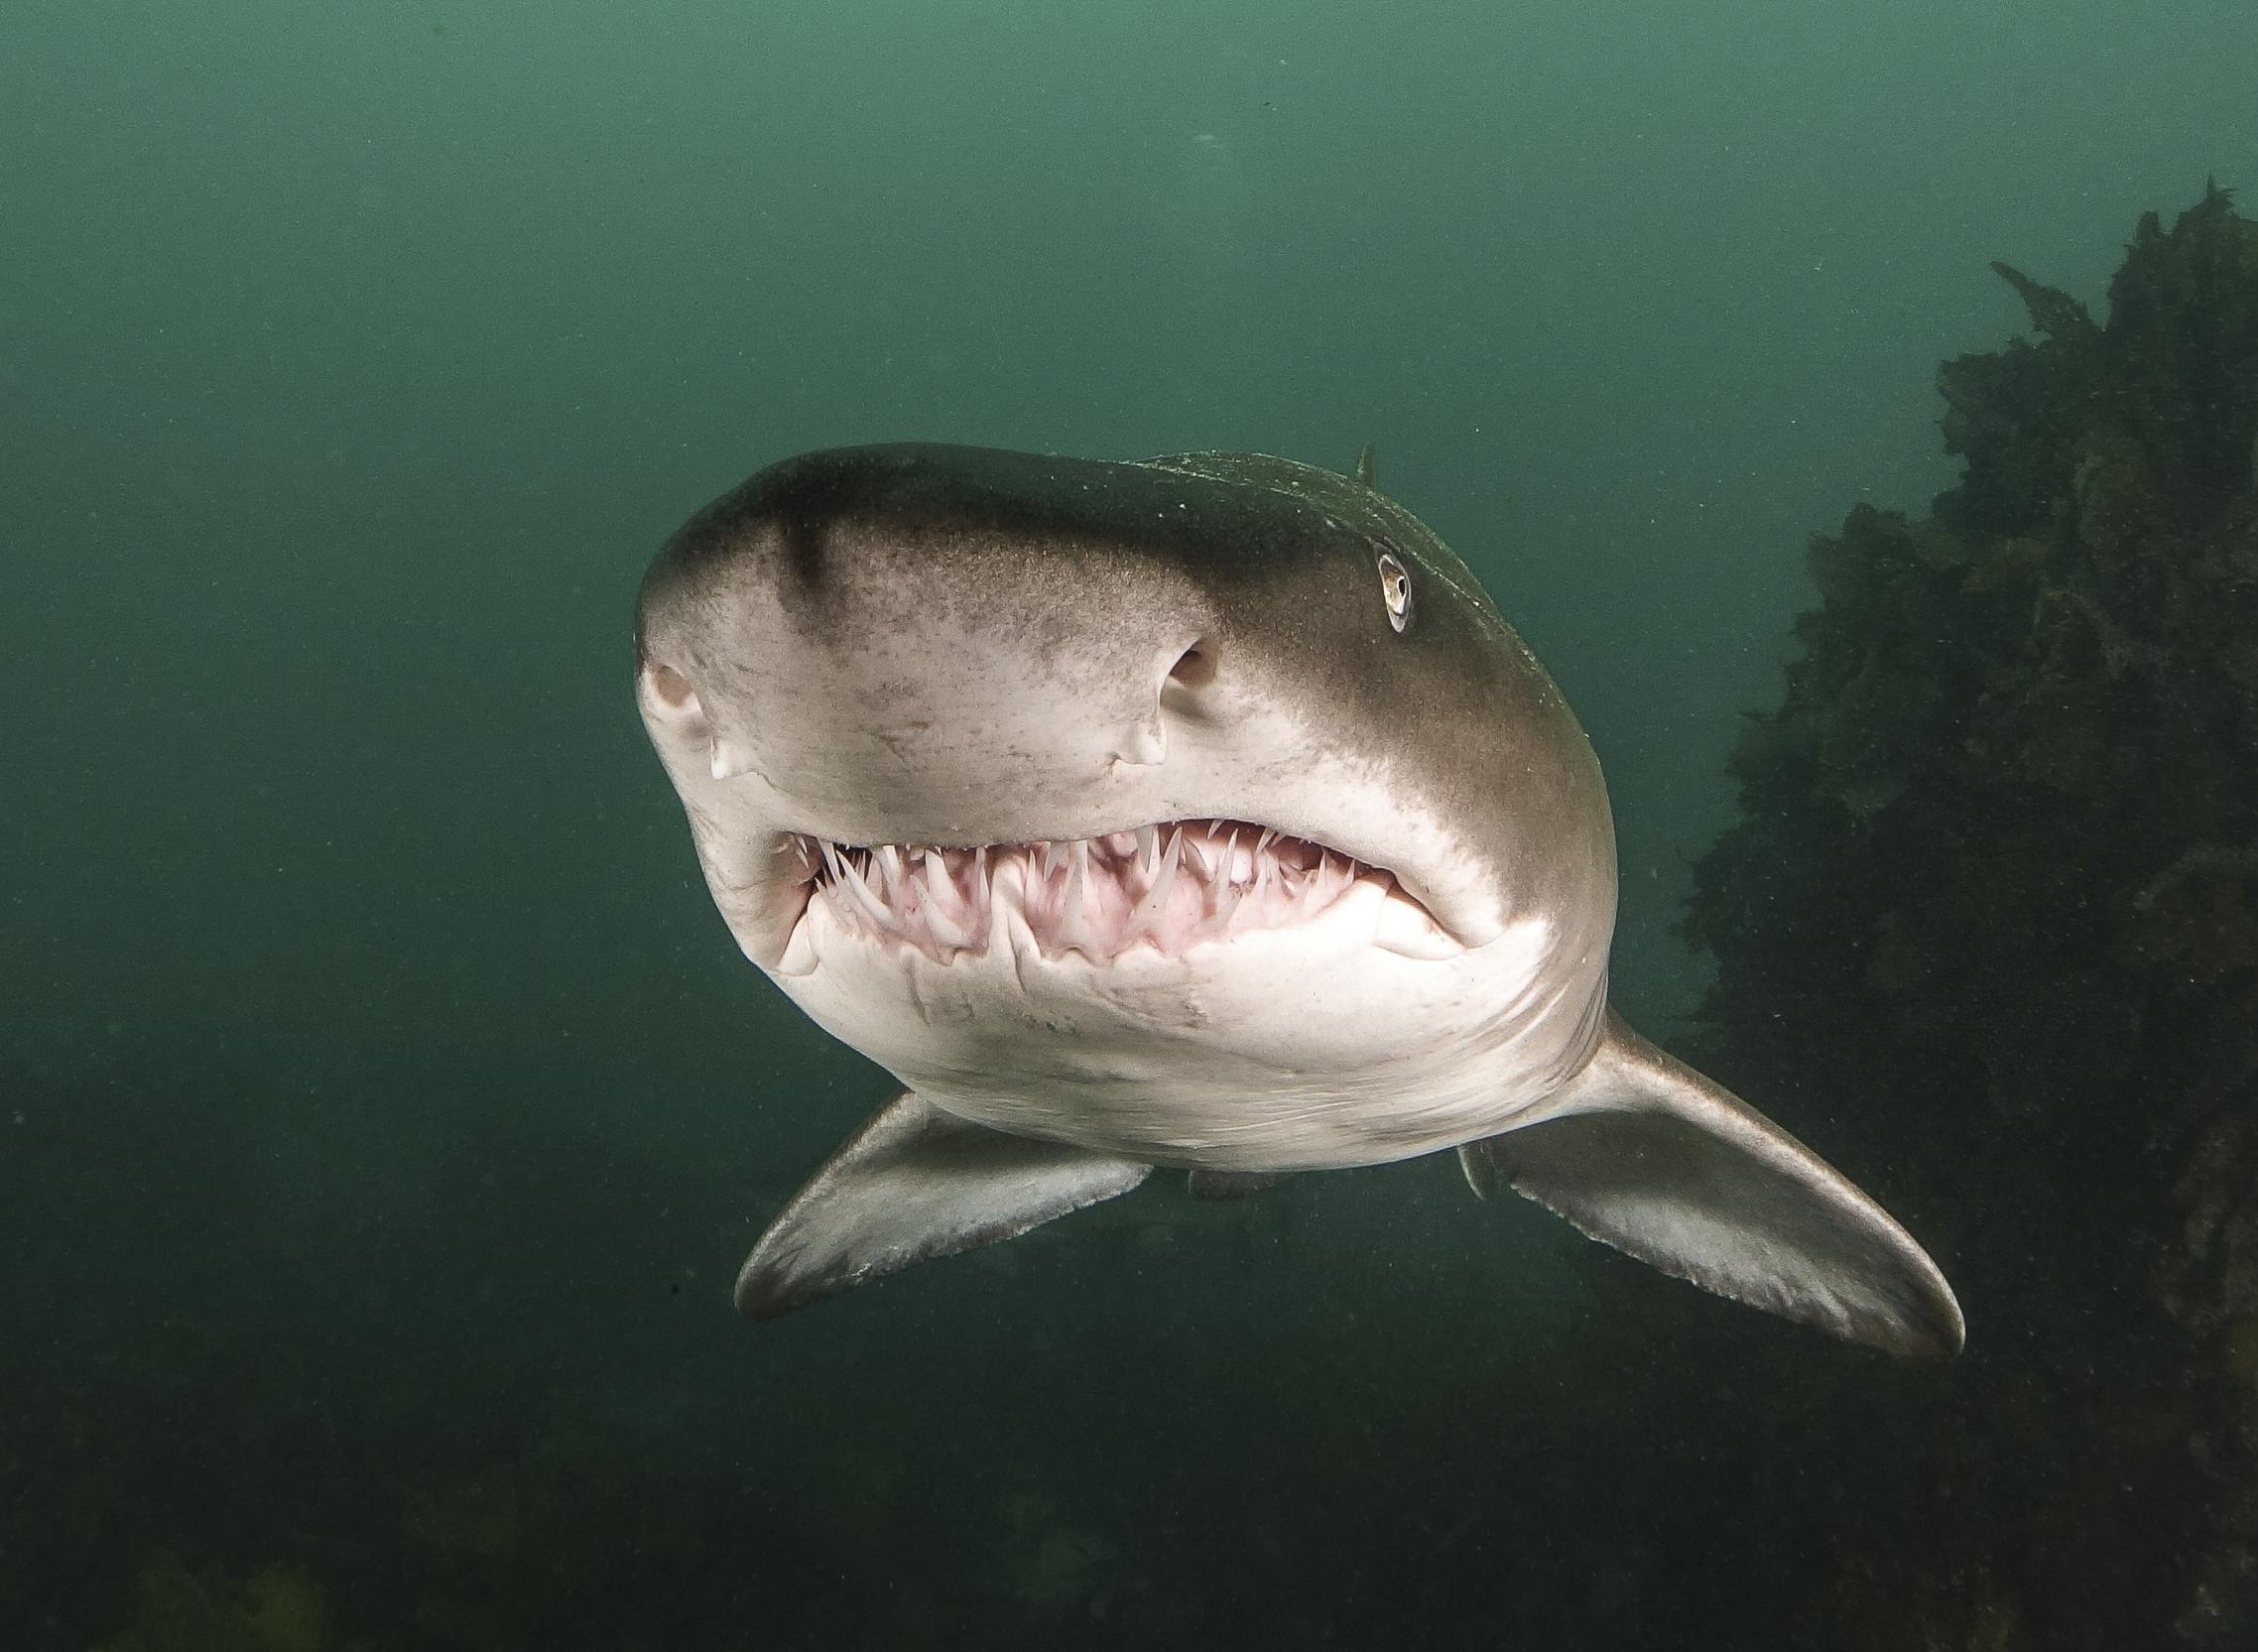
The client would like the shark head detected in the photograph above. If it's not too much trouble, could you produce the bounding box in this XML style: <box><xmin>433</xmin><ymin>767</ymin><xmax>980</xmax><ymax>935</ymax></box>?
<box><xmin>637</xmin><ymin>445</ymin><xmax>1614</xmax><ymax>1170</ymax></box>
<box><xmin>636</xmin><ymin>444</ymin><xmax>1963</xmax><ymax>1358</ymax></box>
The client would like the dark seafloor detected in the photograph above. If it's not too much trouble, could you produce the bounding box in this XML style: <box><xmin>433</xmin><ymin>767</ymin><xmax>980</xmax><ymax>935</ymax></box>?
<box><xmin>7</xmin><ymin>188</ymin><xmax>2258</xmax><ymax>1650</ymax></box>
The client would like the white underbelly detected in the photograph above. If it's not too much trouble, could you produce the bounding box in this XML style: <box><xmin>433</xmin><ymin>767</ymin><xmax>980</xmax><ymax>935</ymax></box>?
<box><xmin>774</xmin><ymin>893</ymin><xmax>1599</xmax><ymax>1171</ymax></box>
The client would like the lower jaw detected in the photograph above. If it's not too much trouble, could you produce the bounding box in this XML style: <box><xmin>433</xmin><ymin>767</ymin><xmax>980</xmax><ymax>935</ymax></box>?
<box><xmin>767</xmin><ymin>906</ymin><xmax>1524</xmax><ymax>1170</ymax></box>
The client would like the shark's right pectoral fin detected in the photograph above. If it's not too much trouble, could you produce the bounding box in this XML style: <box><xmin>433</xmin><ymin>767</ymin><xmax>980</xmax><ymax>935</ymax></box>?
<box><xmin>736</xmin><ymin>1090</ymin><xmax>1151</xmax><ymax>1321</ymax></box>
<box><xmin>1466</xmin><ymin>1010</ymin><xmax>1964</xmax><ymax>1359</ymax></box>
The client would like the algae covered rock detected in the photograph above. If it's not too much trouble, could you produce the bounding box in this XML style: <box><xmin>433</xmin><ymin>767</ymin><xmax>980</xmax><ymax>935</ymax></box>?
<box><xmin>1686</xmin><ymin>185</ymin><xmax>2258</xmax><ymax>1647</ymax></box>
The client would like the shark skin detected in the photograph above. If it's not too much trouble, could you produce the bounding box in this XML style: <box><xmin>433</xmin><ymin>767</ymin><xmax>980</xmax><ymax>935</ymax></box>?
<box><xmin>635</xmin><ymin>444</ymin><xmax>1964</xmax><ymax>1358</ymax></box>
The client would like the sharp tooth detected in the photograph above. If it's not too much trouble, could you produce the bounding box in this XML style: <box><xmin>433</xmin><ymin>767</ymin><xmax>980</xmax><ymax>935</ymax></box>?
<box><xmin>1128</xmin><ymin>826</ymin><xmax>1183</xmax><ymax>942</ymax></box>
<box><xmin>1222</xmin><ymin>827</ymin><xmax>1244</xmax><ymax>883</ymax></box>
<box><xmin>922</xmin><ymin>886</ymin><xmax>971</xmax><ymax>949</ymax></box>
<box><xmin>819</xmin><ymin>839</ymin><xmax>846</xmax><ymax>883</ymax></box>
<box><xmin>1256</xmin><ymin>826</ymin><xmax>1279</xmax><ymax>856</ymax></box>
<box><xmin>1058</xmin><ymin>840</ymin><xmax>1090</xmax><ymax>955</ymax></box>
<box><xmin>1185</xmin><ymin>831</ymin><xmax>1216</xmax><ymax>880</ymax></box>
<box><xmin>837</xmin><ymin>852</ymin><xmax>893</xmax><ymax>931</ymax></box>
<box><xmin>876</xmin><ymin>843</ymin><xmax>903</xmax><ymax>887</ymax></box>
<box><xmin>920</xmin><ymin>855</ymin><xmax>965</xmax><ymax>919</ymax></box>
<box><xmin>905</xmin><ymin>850</ymin><xmax>972</xmax><ymax>952</ymax></box>
<box><xmin>1207</xmin><ymin>871</ymin><xmax>1244</xmax><ymax>935</ymax></box>
<box><xmin>1043</xmin><ymin>838</ymin><xmax>1066</xmax><ymax>878</ymax></box>
<box><xmin>1136</xmin><ymin>823</ymin><xmax>1158</xmax><ymax>876</ymax></box>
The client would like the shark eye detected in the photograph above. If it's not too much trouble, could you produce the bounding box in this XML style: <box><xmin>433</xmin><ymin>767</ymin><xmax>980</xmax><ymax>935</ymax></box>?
<box><xmin>1376</xmin><ymin>552</ymin><xmax>1414</xmax><ymax>633</ymax></box>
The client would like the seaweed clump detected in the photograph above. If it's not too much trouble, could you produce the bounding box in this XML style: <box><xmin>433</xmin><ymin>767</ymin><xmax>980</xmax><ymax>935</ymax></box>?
<box><xmin>1685</xmin><ymin>183</ymin><xmax>2258</xmax><ymax>1648</ymax></box>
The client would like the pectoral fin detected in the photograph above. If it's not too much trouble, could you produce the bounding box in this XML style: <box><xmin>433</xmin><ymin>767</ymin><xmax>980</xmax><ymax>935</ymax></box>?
<box><xmin>737</xmin><ymin>1090</ymin><xmax>1151</xmax><ymax>1321</ymax></box>
<box><xmin>1465</xmin><ymin>1011</ymin><xmax>1964</xmax><ymax>1358</ymax></box>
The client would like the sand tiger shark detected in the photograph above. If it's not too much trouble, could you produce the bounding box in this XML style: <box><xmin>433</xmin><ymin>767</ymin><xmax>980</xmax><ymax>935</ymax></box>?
<box><xmin>635</xmin><ymin>443</ymin><xmax>1963</xmax><ymax>1357</ymax></box>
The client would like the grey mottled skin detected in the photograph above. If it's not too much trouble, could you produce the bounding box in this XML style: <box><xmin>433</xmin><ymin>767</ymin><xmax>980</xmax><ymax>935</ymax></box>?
<box><xmin>636</xmin><ymin>445</ymin><xmax>1963</xmax><ymax>1357</ymax></box>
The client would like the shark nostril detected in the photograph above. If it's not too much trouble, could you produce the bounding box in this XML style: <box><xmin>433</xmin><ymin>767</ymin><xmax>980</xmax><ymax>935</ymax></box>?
<box><xmin>1168</xmin><ymin>642</ymin><xmax>1218</xmax><ymax>689</ymax></box>
<box><xmin>648</xmin><ymin>663</ymin><xmax>699</xmax><ymax>711</ymax></box>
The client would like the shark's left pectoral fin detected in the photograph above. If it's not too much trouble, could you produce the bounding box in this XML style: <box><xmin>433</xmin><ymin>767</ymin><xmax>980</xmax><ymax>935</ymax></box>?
<box><xmin>1467</xmin><ymin>1011</ymin><xmax>1964</xmax><ymax>1359</ymax></box>
<box><xmin>736</xmin><ymin>1090</ymin><xmax>1151</xmax><ymax>1321</ymax></box>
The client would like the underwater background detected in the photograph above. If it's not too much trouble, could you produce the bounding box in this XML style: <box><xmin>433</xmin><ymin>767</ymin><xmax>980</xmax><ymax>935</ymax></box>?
<box><xmin>6</xmin><ymin>2</ymin><xmax>2258</xmax><ymax>1647</ymax></box>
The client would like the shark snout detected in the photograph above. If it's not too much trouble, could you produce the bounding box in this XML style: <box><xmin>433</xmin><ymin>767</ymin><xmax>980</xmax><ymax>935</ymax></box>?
<box><xmin>636</xmin><ymin>611</ymin><xmax>1223</xmax><ymax>850</ymax></box>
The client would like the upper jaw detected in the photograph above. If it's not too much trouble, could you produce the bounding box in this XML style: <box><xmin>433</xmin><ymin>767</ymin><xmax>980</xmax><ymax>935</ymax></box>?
<box><xmin>642</xmin><ymin>677</ymin><xmax>1492</xmax><ymax>975</ymax></box>
<box><xmin>639</xmin><ymin>647</ymin><xmax>1515</xmax><ymax>974</ymax></box>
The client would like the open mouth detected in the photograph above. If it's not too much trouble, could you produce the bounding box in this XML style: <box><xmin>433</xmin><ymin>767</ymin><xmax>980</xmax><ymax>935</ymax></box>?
<box><xmin>785</xmin><ymin>818</ymin><xmax>1458</xmax><ymax>964</ymax></box>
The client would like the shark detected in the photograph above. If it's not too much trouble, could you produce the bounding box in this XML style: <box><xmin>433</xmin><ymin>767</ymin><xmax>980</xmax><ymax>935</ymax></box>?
<box><xmin>635</xmin><ymin>443</ymin><xmax>1964</xmax><ymax>1358</ymax></box>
